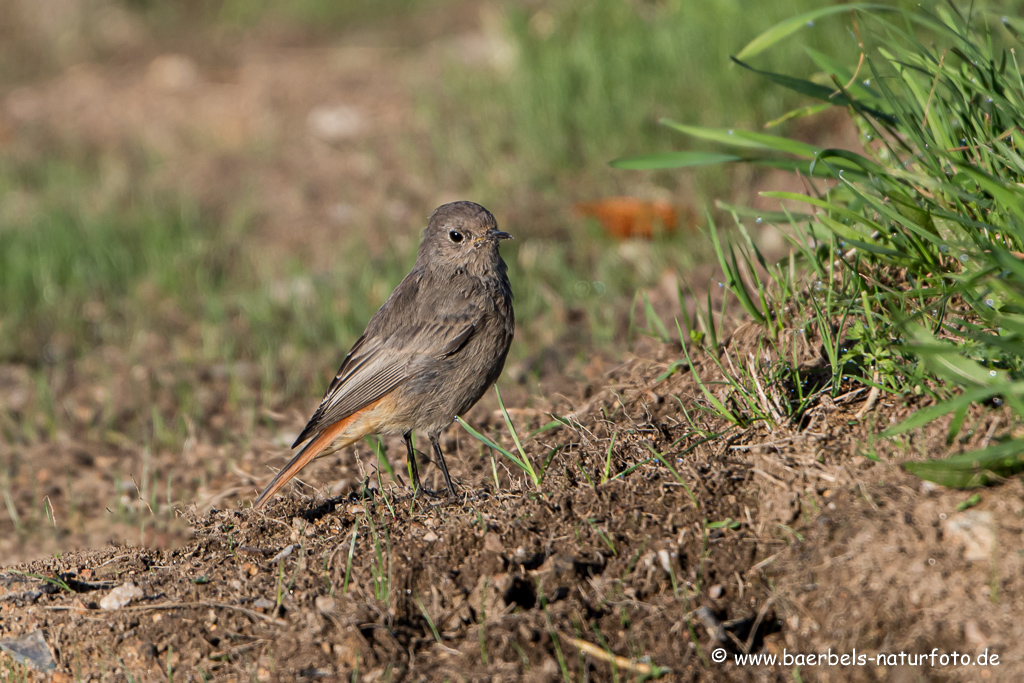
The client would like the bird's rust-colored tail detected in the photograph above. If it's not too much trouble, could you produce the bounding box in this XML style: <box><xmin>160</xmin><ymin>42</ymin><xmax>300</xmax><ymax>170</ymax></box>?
<box><xmin>253</xmin><ymin>414</ymin><xmax>360</xmax><ymax>510</ymax></box>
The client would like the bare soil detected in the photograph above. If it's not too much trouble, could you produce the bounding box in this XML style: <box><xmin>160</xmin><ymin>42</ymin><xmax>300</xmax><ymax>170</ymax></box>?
<box><xmin>3</xmin><ymin>332</ymin><xmax>1023</xmax><ymax>681</ymax></box>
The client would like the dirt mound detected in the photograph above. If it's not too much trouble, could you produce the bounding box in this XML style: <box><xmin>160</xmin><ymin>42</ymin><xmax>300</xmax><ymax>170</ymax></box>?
<box><xmin>1</xmin><ymin>349</ymin><xmax>768</xmax><ymax>680</ymax></box>
<box><xmin>3</xmin><ymin>333</ymin><xmax>1022</xmax><ymax>681</ymax></box>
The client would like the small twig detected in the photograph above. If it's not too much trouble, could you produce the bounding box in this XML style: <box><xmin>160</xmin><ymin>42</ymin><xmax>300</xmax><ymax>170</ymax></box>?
<box><xmin>130</xmin><ymin>474</ymin><xmax>155</xmax><ymax>515</ymax></box>
<box><xmin>42</xmin><ymin>600</ymin><xmax>286</xmax><ymax>626</ymax></box>
<box><xmin>749</xmin><ymin>554</ymin><xmax>778</xmax><ymax>573</ymax></box>
<box><xmin>743</xmin><ymin>596</ymin><xmax>776</xmax><ymax>654</ymax></box>
<box><xmin>750</xmin><ymin>469</ymin><xmax>787</xmax><ymax>489</ymax></box>
<box><xmin>981</xmin><ymin>417</ymin><xmax>1000</xmax><ymax>449</ymax></box>
<box><xmin>857</xmin><ymin>481</ymin><xmax>880</xmax><ymax>512</ymax></box>
<box><xmin>561</xmin><ymin>634</ymin><xmax>661</xmax><ymax>676</ymax></box>
<box><xmin>833</xmin><ymin>387</ymin><xmax>867</xmax><ymax>404</ymax></box>
<box><xmin>132</xmin><ymin>601</ymin><xmax>287</xmax><ymax>626</ymax></box>
<box><xmin>854</xmin><ymin>371</ymin><xmax>882</xmax><ymax>419</ymax></box>
<box><xmin>95</xmin><ymin>554</ymin><xmax>134</xmax><ymax>570</ymax></box>
<box><xmin>730</xmin><ymin>437</ymin><xmax>794</xmax><ymax>452</ymax></box>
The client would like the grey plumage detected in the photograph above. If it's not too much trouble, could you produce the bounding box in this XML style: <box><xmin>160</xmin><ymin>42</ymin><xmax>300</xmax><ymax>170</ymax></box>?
<box><xmin>254</xmin><ymin>201</ymin><xmax>514</xmax><ymax>509</ymax></box>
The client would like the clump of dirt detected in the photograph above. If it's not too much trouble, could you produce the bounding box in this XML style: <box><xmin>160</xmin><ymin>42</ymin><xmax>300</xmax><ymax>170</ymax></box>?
<box><xmin>3</xmin><ymin>331</ymin><xmax>1023</xmax><ymax>681</ymax></box>
<box><xmin>1</xmin><ymin>346</ymin><xmax>773</xmax><ymax>680</ymax></box>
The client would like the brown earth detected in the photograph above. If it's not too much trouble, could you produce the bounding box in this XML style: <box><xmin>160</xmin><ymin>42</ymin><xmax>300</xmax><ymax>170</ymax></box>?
<box><xmin>2</xmin><ymin>3</ymin><xmax>1023</xmax><ymax>682</ymax></box>
<box><xmin>3</xmin><ymin>328</ymin><xmax>1023</xmax><ymax>681</ymax></box>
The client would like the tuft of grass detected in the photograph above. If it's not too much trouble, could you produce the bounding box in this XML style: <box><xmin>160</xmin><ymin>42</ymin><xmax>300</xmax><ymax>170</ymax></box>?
<box><xmin>414</xmin><ymin>596</ymin><xmax>443</xmax><ymax>644</ymax></box>
<box><xmin>341</xmin><ymin>527</ymin><xmax>358</xmax><ymax>595</ymax></box>
<box><xmin>619</xmin><ymin>3</ymin><xmax>1024</xmax><ymax>487</ymax></box>
<box><xmin>456</xmin><ymin>387</ymin><xmax>548</xmax><ymax>489</ymax></box>
<box><xmin>365</xmin><ymin>511</ymin><xmax>391</xmax><ymax>603</ymax></box>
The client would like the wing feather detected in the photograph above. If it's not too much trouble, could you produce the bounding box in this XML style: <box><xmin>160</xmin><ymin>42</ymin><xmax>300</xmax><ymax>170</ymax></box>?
<box><xmin>292</xmin><ymin>313</ymin><xmax>480</xmax><ymax>447</ymax></box>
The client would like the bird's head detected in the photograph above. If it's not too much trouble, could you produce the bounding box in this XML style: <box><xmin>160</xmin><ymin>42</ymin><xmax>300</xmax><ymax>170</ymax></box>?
<box><xmin>418</xmin><ymin>201</ymin><xmax>512</xmax><ymax>273</ymax></box>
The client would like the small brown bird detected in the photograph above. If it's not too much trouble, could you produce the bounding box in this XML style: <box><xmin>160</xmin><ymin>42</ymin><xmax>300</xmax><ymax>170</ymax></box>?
<box><xmin>253</xmin><ymin>201</ymin><xmax>514</xmax><ymax>510</ymax></box>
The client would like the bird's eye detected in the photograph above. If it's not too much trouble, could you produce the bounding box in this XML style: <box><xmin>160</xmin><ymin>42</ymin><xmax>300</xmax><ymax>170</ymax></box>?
<box><xmin>448</xmin><ymin>230</ymin><xmax>464</xmax><ymax>243</ymax></box>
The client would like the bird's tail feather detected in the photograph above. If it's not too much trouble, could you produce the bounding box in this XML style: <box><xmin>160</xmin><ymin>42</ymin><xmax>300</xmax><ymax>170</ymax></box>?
<box><xmin>253</xmin><ymin>417</ymin><xmax>358</xmax><ymax>510</ymax></box>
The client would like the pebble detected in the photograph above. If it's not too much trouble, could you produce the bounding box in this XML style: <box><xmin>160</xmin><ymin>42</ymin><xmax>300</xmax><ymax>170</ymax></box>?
<box><xmin>943</xmin><ymin>510</ymin><xmax>995</xmax><ymax>562</ymax></box>
<box><xmin>483</xmin><ymin>532</ymin><xmax>503</xmax><ymax>554</ymax></box>
<box><xmin>147</xmin><ymin>54</ymin><xmax>199</xmax><ymax>92</ymax></box>
<box><xmin>307</xmin><ymin>104</ymin><xmax>365</xmax><ymax>142</ymax></box>
<box><xmin>0</xmin><ymin>629</ymin><xmax>56</xmax><ymax>671</ymax></box>
<box><xmin>253</xmin><ymin>597</ymin><xmax>276</xmax><ymax>610</ymax></box>
<box><xmin>271</xmin><ymin>545</ymin><xmax>295</xmax><ymax>563</ymax></box>
<box><xmin>99</xmin><ymin>582</ymin><xmax>143</xmax><ymax>610</ymax></box>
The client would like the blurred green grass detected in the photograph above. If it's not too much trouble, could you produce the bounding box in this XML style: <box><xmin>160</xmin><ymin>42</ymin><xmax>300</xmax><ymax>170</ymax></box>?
<box><xmin>0</xmin><ymin>152</ymin><xmax>694</xmax><ymax>377</ymax></box>
<box><xmin>428</xmin><ymin>0</ymin><xmax>857</xmax><ymax>203</ymax></box>
<box><xmin>0</xmin><ymin>0</ymin><xmax>890</xmax><ymax>549</ymax></box>
<box><xmin>0</xmin><ymin>0</ymin><xmax>861</xmax><ymax>451</ymax></box>
<box><xmin>126</xmin><ymin>0</ymin><xmax>439</xmax><ymax>31</ymax></box>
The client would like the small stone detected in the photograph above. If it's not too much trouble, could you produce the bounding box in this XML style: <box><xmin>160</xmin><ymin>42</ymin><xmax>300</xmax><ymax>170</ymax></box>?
<box><xmin>483</xmin><ymin>532</ymin><xmax>503</xmax><ymax>554</ymax></box>
<box><xmin>330</xmin><ymin>478</ymin><xmax>354</xmax><ymax>496</ymax></box>
<box><xmin>253</xmin><ymin>597</ymin><xmax>276</xmax><ymax>611</ymax></box>
<box><xmin>537</xmin><ymin>554</ymin><xmax>574</xmax><ymax>580</ymax></box>
<box><xmin>423</xmin><ymin>531</ymin><xmax>440</xmax><ymax>543</ymax></box>
<box><xmin>100</xmin><ymin>582</ymin><xmax>144</xmax><ymax>610</ymax></box>
<box><xmin>146</xmin><ymin>54</ymin><xmax>199</xmax><ymax>92</ymax></box>
<box><xmin>709</xmin><ymin>584</ymin><xmax>724</xmax><ymax>599</ymax></box>
<box><xmin>307</xmin><ymin>105</ymin><xmax>365</xmax><ymax>142</ymax></box>
<box><xmin>657</xmin><ymin>549</ymin><xmax>677</xmax><ymax>574</ymax></box>
<box><xmin>693</xmin><ymin>606</ymin><xmax>727</xmax><ymax>643</ymax></box>
<box><xmin>271</xmin><ymin>545</ymin><xmax>295</xmax><ymax>563</ymax></box>
<box><xmin>943</xmin><ymin>510</ymin><xmax>995</xmax><ymax>562</ymax></box>
<box><xmin>0</xmin><ymin>629</ymin><xmax>56</xmax><ymax>671</ymax></box>
<box><xmin>964</xmin><ymin>620</ymin><xmax>988</xmax><ymax>650</ymax></box>
<box><xmin>315</xmin><ymin>595</ymin><xmax>336</xmax><ymax>613</ymax></box>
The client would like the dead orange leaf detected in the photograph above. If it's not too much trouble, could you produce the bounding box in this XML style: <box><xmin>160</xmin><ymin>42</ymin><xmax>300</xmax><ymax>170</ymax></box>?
<box><xmin>574</xmin><ymin>197</ymin><xmax>684</xmax><ymax>239</ymax></box>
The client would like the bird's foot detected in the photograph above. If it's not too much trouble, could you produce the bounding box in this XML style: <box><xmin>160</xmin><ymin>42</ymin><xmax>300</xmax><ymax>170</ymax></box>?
<box><xmin>412</xmin><ymin>485</ymin><xmax>451</xmax><ymax>500</ymax></box>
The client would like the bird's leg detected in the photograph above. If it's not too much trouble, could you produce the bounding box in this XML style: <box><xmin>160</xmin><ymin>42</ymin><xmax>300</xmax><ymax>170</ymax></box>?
<box><xmin>403</xmin><ymin>431</ymin><xmax>421</xmax><ymax>491</ymax></box>
<box><xmin>429</xmin><ymin>434</ymin><xmax>458</xmax><ymax>497</ymax></box>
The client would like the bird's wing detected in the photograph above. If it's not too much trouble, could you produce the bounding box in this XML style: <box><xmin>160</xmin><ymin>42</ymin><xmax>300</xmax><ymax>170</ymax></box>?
<box><xmin>291</xmin><ymin>313</ymin><xmax>479</xmax><ymax>447</ymax></box>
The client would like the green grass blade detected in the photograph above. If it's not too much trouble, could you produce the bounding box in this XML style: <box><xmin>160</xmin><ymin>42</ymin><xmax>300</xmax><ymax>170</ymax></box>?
<box><xmin>881</xmin><ymin>386</ymin><xmax>1005</xmax><ymax>437</ymax></box>
<box><xmin>904</xmin><ymin>439</ymin><xmax>1024</xmax><ymax>488</ymax></box>
<box><xmin>455</xmin><ymin>417</ymin><xmax>528</xmax><ymax>471</ymax></box>
<box><xmin>661</xmin><ymin>120</ymin><xmax>822</xmax><ymax>158</ymax></box>
<box><xmin>735</xmin><ymin>4</ymin><xmax>890</xmax><ymax>60</ymax></box>
<box><xmin>610</xmin><ymin>151</ymin><xmax>740</xmax><ymax>170</ymax></box>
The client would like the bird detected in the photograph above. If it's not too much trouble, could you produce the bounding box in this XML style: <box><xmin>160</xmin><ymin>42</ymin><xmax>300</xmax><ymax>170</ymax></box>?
<box><xmin>253</xmin><ymin>201</ymin><xmax>514</xmax><ymax>510</ymax></box>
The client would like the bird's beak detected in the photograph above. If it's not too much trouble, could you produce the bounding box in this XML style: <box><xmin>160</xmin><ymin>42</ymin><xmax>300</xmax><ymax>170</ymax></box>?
<box><xmin>491</xmin><ymin>230</ymin><xmax>513</xmax><ymax>240</ymax></box>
